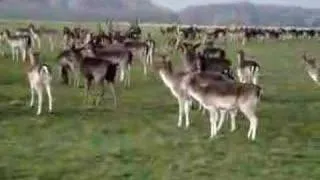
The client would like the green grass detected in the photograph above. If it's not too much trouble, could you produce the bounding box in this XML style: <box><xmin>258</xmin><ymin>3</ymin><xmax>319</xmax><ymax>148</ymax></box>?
<box><xmin>0</xmin><ymin>21</ymin><xmax>319</xmax><ymax>180</ymax></box>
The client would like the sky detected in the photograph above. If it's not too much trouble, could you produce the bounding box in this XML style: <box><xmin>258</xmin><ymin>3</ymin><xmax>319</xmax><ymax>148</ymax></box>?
<box><xmin>153</xmin><ymin>0</ymin><xmax>320</xmax><ymax>11</ymax></box>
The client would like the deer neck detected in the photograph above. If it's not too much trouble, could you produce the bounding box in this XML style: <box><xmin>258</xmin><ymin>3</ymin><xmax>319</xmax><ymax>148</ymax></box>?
<box><xmin>159</xmin><ymin>68</ymin><xmax>176</xmax><ymax>88</ymax></box>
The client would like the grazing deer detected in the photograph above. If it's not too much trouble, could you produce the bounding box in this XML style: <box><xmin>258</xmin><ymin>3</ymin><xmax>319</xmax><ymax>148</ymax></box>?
<box><xmin>236</xmin><ymin>50</ymin><xmax>260</xmax><ymax>85</ymax></box>
<box><xmin>1</xmin><ymin>29</ymin><xmax>31</xmax><ymax>62</ymax></box>
<box><xmin>24</xmin><ymin>48</ymin><xmax>53</xmax><ymax>115</ymax></box>
<box><xmin>181</xmin><ymin>72</ymin><xmax>262</xmax><ymax>140</ymax></box>
<box><xmin>302</xmin><ymin>52</ymin><xmax>320</xmax><ymax>85</ymax></box>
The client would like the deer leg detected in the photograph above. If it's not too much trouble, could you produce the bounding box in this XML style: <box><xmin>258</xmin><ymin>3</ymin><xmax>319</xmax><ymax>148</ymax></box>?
<box><xmin>240</xmin><ymin>105</ymin><xmax>258</xmax><ymax>141</ymax></box>
<box><xmin>237</xmin><ymin>69</ymin><xmax>243</xmax><ymax>83</ymax></box>
<box><xmin>126</xmin><ymin>64</ymin><xmax>131</xmax><ymax>88</ymax></box>
<box><xmin>21</xmin><ymin>48</ymin><xmax>26</xmax><ymax>62</ymax></box>
<box><xmin>61</xmin><ymin>66</ymin><xmax>69</xmax><ymax>85</ymax></box>
<box><xmin>36</xmin><ymin>86</ymin><xmax>43</xmax><ymax>115</ymax></box>
<box><xmin>229</xmin><ymin>109</ymin><xmax>238</xmax><ymax>132</ymax></box>
<box><xmin>95</xmin><ymin>80</ymin><xmax>105</xmax><ymax>106</ymax></box>
<box><xmin>143</xmin><ymin>55</ymin><xmax>148</xmax><ymax>76</ymax></box>
<box><xmin>209</xmin><ymin>109</ymin><xmax>218</xmax><ymax>139</ymax></box>
<box><xmin>83</xmin><ymin>78</ymin><xmax>92</xmax><ymax>105</ymax></box>
<box><xmin>108</xmin><ymin>83</ymin><xmax>117</xmax><ymax>108</ymax></box>
<box><xmin>29</xmin><ymin>85</ymin><xmax>35</xmax><ymax>107</ymax></box>
<box><xmin>177</xmin><ymin>98</ymin><xmax>184</xmax><ymax>128</ymax></box>
<box><xmin>216</xmin><ymin>109</ymin><xmax>227</xmax><ymax>133</ymax></box>
<box><xmin>45</xmin><ymin>84</ymin><xmax>53</xmax><ymax>113</ymax></box>
<box><xmin>119</xmin><ymin>63</ymin><xmax>125</xmax><ymax>83</ymax></box>
<box><xmin>73</xmin><ymin>71</ymin><xmax>80</xmax><ymax>88</ymax></box>
<box><xmin>252</xmin><ymin>73</ymin><xmax>259</xmax><ymax>85</ymax></box>
<box><xmin>15</xmin><ymin>49</ymin><xmax>19</xmax><ymax>62</ymax></box>
<box><xmin>11</xmin><ymin>47</ymin><xmax>15</xmax><ymax>62</ymax></box>
<box><xmin>184</xmin><ymin>99</ymin><xmax>191</xmax><ymax>128</ymax></box>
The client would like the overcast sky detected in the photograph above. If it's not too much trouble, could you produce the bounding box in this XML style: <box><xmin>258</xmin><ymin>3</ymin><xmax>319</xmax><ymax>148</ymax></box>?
<box><xmin>153</xmin><ymin>0</ymin><xmax>320</xmax><ymax>11</ymax></box>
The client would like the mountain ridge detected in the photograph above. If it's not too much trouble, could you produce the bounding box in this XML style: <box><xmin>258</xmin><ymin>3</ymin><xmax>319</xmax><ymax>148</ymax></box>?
<box><xmin>0</xmin><ymin>1</ymin><xmax>320</xmax><ymax>26</ymax></box>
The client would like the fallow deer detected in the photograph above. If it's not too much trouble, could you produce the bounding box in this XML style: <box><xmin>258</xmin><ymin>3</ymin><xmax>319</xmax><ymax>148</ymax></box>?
<box><xmin>181</xmin><ymin>72</ymin><xmax>262</xmax><ymax>140</ymax></box>
<box><xmin>58</xmin><ymin>45</ymin><xmax>118</xmax><ymax>107</ymax></box>
<box><xmin>179</xmin><ymin>42</ymin><xmax>202</xmax><ymax>72</ymax></box>
<box><xmin>80</xmin><ymin>56</ymin><xmax>118</xmax><ymax>108</ymax></box>
<box><xmin>15</xmin><ymin>24</ymin><xmax>41</xmax><ymax>50</ymax></box>
<box><xmin>38</xmin><ymin>26</ymin><xmax>60</xmax><ymax>51</ymax></box>
<box><xmin>145</xmin><ymin>33</ymin><xmax>155</xmax><ymax>67</ymax></box>
<box><xmin>153</xmin><ymin>54</ymin><xmax>191</xmax><ymax>128</ymax></box>
<box><xmin>236</xmin><ymin>50</ymin><xmax>260</xmax><ymax>85</ymax></box>
<box><xmin>1</xmin><ymin>29</ymin><xmax>31</xmax><ymax>62</ymax></box>
<box><xmin>87</xmin><ymin>42</ymin><xmax>133</xmax><ymax>88</ymax></box>
<box><xmin>302</xmin><ymin>52</ymin><xmax>320</xmax><ymax>85</ymax></box>
<box><xmin>153</xmin><ymin>54</ymin><xmax>234</xmax><ymax>128</ymax></box>
<box><xmin>57</xmin><ymin>46</ymin><xmax>84</xmax><ymax>87</ymax></box>
<box><xmin>123</xmin><ymin>39</ymin><xmax>149</xmax><ymax>75</ymax></box>
<box><xmin>24</xmin><ymin>48</ymin><xmax>53</xmax><ymax>115</ymax></box>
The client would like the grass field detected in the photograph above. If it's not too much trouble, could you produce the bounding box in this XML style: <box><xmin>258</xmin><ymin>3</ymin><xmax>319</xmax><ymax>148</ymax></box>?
<box><xmin>0</xmin><ymin>21</ymin><xmax>319</xmax><ymax>180</ymax></box>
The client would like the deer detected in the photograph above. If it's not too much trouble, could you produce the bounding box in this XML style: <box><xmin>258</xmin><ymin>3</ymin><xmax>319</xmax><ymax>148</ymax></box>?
<box><xmin>37</xmin><ymin>26</ymin><xmax>60</xmax><ymax>52</ymax></box>
<box><xmin>80</xmin><ymin>55</ymin><xmax>118</xmax><ymax>108</ymax></box>
<box><xmin>179</xmin><ymin>41</ymin><xmax>202</xmax><ymax>72</ymax></box>
<box><xmin>145</xmin><ymin>33</ymin><xmax>156</xmax><ymax>67</ymax></box>
<box><xmin>153</xmin><ymin>54</ymin><xmax>234</xmax><ymax>129</ymax></box>
<box><xmin>15</xmin><ymin>24</ymin><xmax>41</xmax><ymax>50</ymax></box>
<box><xmin>153</xmin><ymin>54</ymin><xmax>191</xmax><ymax>128</ymax></box>
<box><xmin>87</xmin><ymin>41</ymin><xmax>133</xmax><ymax>88</ymax></box>
<box><xmin>302</xmin><ymin>52</ymin><xmax>320</xmax><ymax>85</ymax></box>
<box><xmin>1</xmin><ymin>29</ymin><xmax>31</xmax><ymax>62</ymax></box>
<box><xmin>198</xmin><ymin>46</ymin><xmax>234</xmax><ymax>80</ymax></box>
<box><xmin>58</xmin><ymin>44</ymin><xmax>118</xmax><ymax>107</ymax></box>
<box><xmin>24</xmin><ymin>46</ymin><xmax>53</xmax><ymax>115</ymax></box>
<box><xmin>236</xmin><ymin>50</ymin><xmax>260</xmax><ymax>85</ymax></box>
<box><xmin>181</xmin><ymin>72</ymin><xmax>263</xmax><ymax>141</ymax></box>
<box><xmin>62</xmin><ymin>26</ymin><xmax>76</xmax><ymax>49</ymax></box>
<box><xmin>57</xmin><ymin>46</ymin><xmax>84</xmax><ymax>87</ymax></box>
<box><xmin>123</xmin><ymin>39</ymin><xmax>149</xmax><ymax>76</ymax></box>
<box><xmin>196</xmin><ymin>48</ymin><xmax>237</xmax><ymax>125</ymax></box>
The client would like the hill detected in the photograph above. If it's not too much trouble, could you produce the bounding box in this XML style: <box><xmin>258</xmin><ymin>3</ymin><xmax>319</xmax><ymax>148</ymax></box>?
<box><xmin>1</xmin><ymin>1</ymin><xmax>320</xmax><ymax>26</ymax></box>
<box><xmin>178</xmin><ymin>2</ymin><xmax>320</xmax><ymax>26</ymax></box>
<box><xmin>0</xmin><ymin>0</ymin><xmax>178</xmax><ymax>22</ymax></box>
